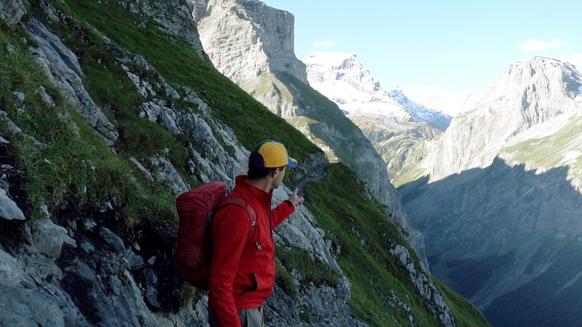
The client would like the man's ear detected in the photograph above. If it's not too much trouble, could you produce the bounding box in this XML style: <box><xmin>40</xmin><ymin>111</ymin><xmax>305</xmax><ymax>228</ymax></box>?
<box><xmin>270</xmin><ymin>169</ymin><xmax>279</xmax><ymax>178</ymax></box>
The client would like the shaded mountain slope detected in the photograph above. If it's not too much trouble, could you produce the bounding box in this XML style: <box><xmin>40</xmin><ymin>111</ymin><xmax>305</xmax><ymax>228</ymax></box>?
<box><xmin>397</xmin><ymin>57</ymin><xmax>582</xmax><ymax>326</ymax></box>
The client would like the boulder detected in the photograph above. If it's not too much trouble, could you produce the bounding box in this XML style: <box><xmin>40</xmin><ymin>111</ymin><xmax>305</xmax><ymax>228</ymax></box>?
<box><xmin>32</xmin><ymin>219</ymin><xmax>68</xmax><ymax>259</ymax></box>
<box><xmin>0</xmin><ymin>188</ymin><xmax>25</xmax><ymax>221</ymax></box>
<box><xmin>0</xmin><ymin>0</ymin><xmax>26</xmax><ymax>26</ymax></box>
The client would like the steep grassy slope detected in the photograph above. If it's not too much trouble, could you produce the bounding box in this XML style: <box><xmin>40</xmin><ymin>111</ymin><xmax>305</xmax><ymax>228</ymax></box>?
<box><xmin>1</xmin><ymin>0</ymin><xmax>489</xmax><ymax>325</ymax></box>
<box><xmin>306</xmin><ymin>164</ymin><xmax>489</xmax><ymax>327</ymax></box>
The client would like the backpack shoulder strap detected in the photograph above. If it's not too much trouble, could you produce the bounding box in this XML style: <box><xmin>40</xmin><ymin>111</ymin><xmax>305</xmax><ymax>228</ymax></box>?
<box><xmin>216</xmin><ymin>197</ymin><xmax>258</xmax><ymax>243</ymax></box>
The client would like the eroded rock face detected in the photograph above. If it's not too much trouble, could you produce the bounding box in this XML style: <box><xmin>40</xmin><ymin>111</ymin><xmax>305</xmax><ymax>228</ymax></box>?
<box><xmin>0</xmin><ymin>13</ymin><xmax>365</xmax><ymax>325</ymax></box>
<box><xmin>420</xmin><ymin>56</ymin><xmax>582</xmax><ymax>181</ymax></box>
<box><xmin>0</xmin><ymin>0</ymin><xmax>26</xmax><ymax>26</ymax></box>
<box><xmin>192</xmin><ymin>0</ymin><xmax>307</xmax><ymax>88</ymax></box>
<box><xmin>390</xmin><ymin>245</ymin><xmax>454</xmax><ymax>327</ymax></box>
<box><xmin>24</xmin><ymin>18</ymin><xmax>119</xmax><ymax>145</ymax></box>
<box><xmin>399</xmin><ymin>57</ymin><xmax>582</xmax><ymax>324</ymax></box>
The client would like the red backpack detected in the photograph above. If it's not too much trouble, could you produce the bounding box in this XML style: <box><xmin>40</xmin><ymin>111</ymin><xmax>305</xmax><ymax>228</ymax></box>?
<box><xmin>176</xmin><ymin>181</ymin><xmax>257</xmax><ymax>289</ymax></box>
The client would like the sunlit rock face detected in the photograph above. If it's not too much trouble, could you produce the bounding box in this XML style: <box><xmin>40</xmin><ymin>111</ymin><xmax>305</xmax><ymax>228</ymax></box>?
<box><xmin>399</xmin><ymin>56</ymin><xmax>582</xmax><ymax>326</ymax></box>
<box><xmin>419</xmin><ymin>56</ymin><xmax>582</xmax><ymax>181</ymax></box>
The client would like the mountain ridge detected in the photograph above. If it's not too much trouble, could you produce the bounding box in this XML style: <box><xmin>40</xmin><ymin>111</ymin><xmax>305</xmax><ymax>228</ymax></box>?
<box><xmin>397</xmin><ymin>56</ymin><xmax>582</xmax><ymax>326</ymax></box>
<box><xmin>303</xmin><ymin>51</ymin><xmax>452</xmax><ymax>131</ymax></box>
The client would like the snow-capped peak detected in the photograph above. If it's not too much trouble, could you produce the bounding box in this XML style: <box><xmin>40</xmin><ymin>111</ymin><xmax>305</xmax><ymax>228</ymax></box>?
<box><xmin>388</xmin><ymin>87</ymin><xmax>452</xmax><ymax>131</ymax></box>
<box><xmin>303</xmin><ymin>51</ymin><xmax>453</xmax><ymax>130</ymax></box>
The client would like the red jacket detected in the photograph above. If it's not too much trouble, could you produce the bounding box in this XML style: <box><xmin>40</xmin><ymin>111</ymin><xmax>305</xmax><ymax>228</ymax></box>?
<box><xmin>208</xmin><ymin>175</ymin><xmax>295</xmax><ymax>327</ymax></box>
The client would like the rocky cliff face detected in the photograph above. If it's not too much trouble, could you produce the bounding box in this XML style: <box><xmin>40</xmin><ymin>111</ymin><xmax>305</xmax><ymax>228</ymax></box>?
<box><xmin>418</xmin><ymin>56</ymin><xmax>582</xmax><ymax>181</ymax></box>
<box><xmin>191</xmin><ymin>0</ymin><xmax>430</xmax><ymax>270</ymax></box>
<box><xmin>397</xmin><ymin>57</ymin><xmax>582</xmax><ymax>326</ymax></box>
<box><xmin>190</xmin><ymin>0</ymin><xmax>307</xmax><ymax>92</ymax></box>
<box><xmin>0</xmin><ymin>1</ymin><xmax>361</xmax><ymax>326</ymax></box>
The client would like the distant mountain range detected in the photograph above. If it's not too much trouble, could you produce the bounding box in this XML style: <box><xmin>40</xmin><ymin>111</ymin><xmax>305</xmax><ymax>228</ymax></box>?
<box><xmin>303</xmin><ymin>51</ymin><xmax>453</xmax><ymax>131</ymax></box>
<box><xmin>305</xmin><ymin>48</ymin><xmax>582</xmax><ymax>327</ymax></box>
<box><xmin>398</xmin><ymin>56</ymin><xmax>582</xmax><ymax>327</ymax></box>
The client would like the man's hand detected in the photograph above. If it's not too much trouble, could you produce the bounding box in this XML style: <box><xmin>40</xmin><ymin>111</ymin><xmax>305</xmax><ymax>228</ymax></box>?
<box><xmin>288</xmin><ymin>188</ymin><xmax>304</xmax><ymax>207</ymax></box>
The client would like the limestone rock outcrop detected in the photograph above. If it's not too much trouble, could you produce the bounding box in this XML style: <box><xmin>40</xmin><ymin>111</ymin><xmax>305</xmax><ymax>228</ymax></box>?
<box><xmin>0</xmin><ymin>6</ymin><xmax>364</xmax><ymax>325</ymax></box>
<box><xmin>190</xmin><ymin>0</ymin><xmax>307</xmax><ymax>91</ymax></box>
<box><xmin>398</xmin><ymin>57</ymin><xmax>582</xmax><ymax>325</ymax></box>
<box><xmin>0</xmin><ymin>0</ymin><xmax>26</xmax><ymax>25</ymax></box>
<box><xmin>419</xmin><ymin>56</ymin><xmax>582</xmax><ymax>181</ymax></box>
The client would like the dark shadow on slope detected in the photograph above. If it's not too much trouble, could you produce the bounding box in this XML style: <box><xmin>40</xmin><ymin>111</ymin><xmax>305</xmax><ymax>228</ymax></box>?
<box><xmin>484</xmin><ymin>239</ymin><xmax>582</xmax><ymax>327</ymax></box>
<box><xmin>398</xmin><ymin>157</ymin><xmax>582</xmax><ymax>326</ymax></box>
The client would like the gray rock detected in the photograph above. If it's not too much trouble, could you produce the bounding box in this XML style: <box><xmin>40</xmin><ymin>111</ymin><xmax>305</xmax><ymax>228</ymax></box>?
<box><xmin>82</xmin><ymin>218</ymin><xmax>97</xmax><ymax>231</ymax></box>
<box><xmin>193</xmin><ymin>0</ymin><xmax>307</xmax><ymax>86</ymax></box>
<box><xmin>32</xmin><ymin>219</ymin><xmax>68</xmax><ymax>259</ymax></box>
<box><xmin>13</xmin><ymin>91</ymin><xmax>25</xmax><ymax>106</ymax></box>
<box><xmin>63</xmin><ymin>235</ymin><xmax>77</xmax><ymax>248</ymax></box>
<box><xmin>150</xmin><ymin>154</ymin><xmax>190</xmax><ymax>194</ymax></box>
<box><xmin>145</xmin><ymin>285</ymin><xmax>161</xmax><ymax>309</ymax></box>
<box><xmin>147</xmin><ymin>256</ymin><xmax>156</xmax><ymax>265</ymax></box>
<box><xmin>99</xmin><ymin>227</ymin><xmax>126</xmax><ymax>253</ymax></box>
<box><xmin>0</xmin><ymin>188</ymin><xmax>25</xmax><ymax>221</ymax></box>
<box><xmin>80</xmin><ymin>240</ymin><xmax>95</xmax><ymax>254</ymax></box>
<box><xmin>0</xmin><ymin>0</ymin><xmax>26</xmax><ymax>26</ymax></box>
<box><xmin>24</xmin><ymin>18</ymin><xmax>119</xmax><ymax>144</ymax></box>
<box><xmin>0</xmin><ymin>284</ymin><xmax>89</xmax><ymax>327</ymax></box>
<box><xmin>37</xmin><ymin>85</ymin><xmax>56</xmax><ymax>107</ymax></box>
<box><xmin>126</xmin><ymin>250</ymin><xmax>145</xmax><ymax>270</ymax></box>
<box><xmin>390</xmin><ymin>245</ymin><xmax>454</xmax><ymax>327</ymax></box>
<box><xmin>109</xmin><ymin>275</ymin><xmax>123</xmax><ymax>296</ymax></box>
<box><xmin>130</xmin><ymin>157</ymin><xmax>154</xmax><ymax>181</ymax></box>
<box><xmin>0</xmin><ymin>248</ymin><xmax>22</xmax><ymax>287</ymax></box>
<box><xmin>6</xmin><ymin>42</ymin><xmax>16</xmax><ymax>54</ymax></box>
<box><xmin>67</xmin><ymin>219</ymin><xmax>77</xmax><ymax>231</ymax></box>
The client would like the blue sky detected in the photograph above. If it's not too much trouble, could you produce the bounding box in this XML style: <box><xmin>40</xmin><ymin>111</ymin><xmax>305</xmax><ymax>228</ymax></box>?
<box><xmin>263</xmin><ymin>0</ymin><xmax>582</xmax><ymax>99</ymax></box>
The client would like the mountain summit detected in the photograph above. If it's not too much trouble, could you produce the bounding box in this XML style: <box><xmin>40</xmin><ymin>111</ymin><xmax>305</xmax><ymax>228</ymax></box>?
<box><xmin>414</xmin><ymin>56</ymin><xmax>582</xmax><ymax>181</ymax></box>
<box><xmin>303</xmin><ymin>51</ymin><xmax>452</xmax><ymax>131</ymax></box>
<box><xmin>397</xmin><ymin>56</ymin><xmax>582</xmax><ymax>326</ymax></box>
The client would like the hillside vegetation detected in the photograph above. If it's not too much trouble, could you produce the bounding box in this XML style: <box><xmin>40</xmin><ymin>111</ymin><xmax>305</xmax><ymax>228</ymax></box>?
<box><xmin>0</xmin><ymin>0</ymin><xmax>489</xmax><ymax>326</ymax></box>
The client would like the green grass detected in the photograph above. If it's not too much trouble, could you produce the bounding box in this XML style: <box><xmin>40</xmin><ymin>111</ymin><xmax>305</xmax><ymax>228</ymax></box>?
<box><xmin>432</xmin><ymin>278</ymin><xmax>490</xmax><ymax>327</ymax></box>
<box><xmin>2</xmin><ymin>1</ymin><xmax>490</xmax><ymax>323</ymax></box>
<box><xmin>500</xmin><ymin>116</ymin><xmax>582</xmax><ymax>180</ymax></box>
<box><xmin>306</xmin><ymin>163</ymin><xmax>439</xmax><ymax>326</ymax></box>
<box><xmin>305</xmin><ymin>163</ymin><xmax>491</xmax><ymax>326</ymax></box>
<box><xmin>52</xmin><ymin>0</ymin><xmax>319</xmax><ymax>163</ymax></box>
<box><xmin>0</xmin><ymin>20</ymin><xmax>177</xmax><ymax>226</ymax></box>
<box><xmin>276</xmin><ymin>245</ymin><xmax>340</xmax><ymax>288</ymax></box>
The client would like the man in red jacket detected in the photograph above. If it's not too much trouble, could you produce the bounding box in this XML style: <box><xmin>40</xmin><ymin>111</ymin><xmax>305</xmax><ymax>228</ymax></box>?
<box><xmin>208</xmin><ymin>140</ymin><xmax>304</xmax><ymax>327</ymax></box>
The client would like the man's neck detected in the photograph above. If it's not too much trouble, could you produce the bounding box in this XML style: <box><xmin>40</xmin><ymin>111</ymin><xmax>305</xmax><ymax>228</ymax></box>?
<box><xmin>245</xmin><ymin>177</ymin><xmax>272</xmax><ymax>193</ymax></box>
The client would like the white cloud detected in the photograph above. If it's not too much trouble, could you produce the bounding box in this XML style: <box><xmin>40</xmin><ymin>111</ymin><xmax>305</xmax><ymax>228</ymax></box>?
<box><xmin>312</xmin><ymin>40</ymin><xmax>335</xmax><ymax>48</ymax></box>
<box><xmin>518</xmin><ymin>38</ymin><xmax>564</xmax><ymax>52</ymax></box>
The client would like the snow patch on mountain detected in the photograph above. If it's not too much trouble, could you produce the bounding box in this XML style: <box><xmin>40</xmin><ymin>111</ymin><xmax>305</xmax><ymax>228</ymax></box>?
<box><xmin>418</xmin><ymin>90</ymin><xmax>484</xmax><ymax>117</ymax></box>
<box><xmin>303</xmin><ymin>51</ymin><xmax>452</xmax><ymax>130</ymax></box>
<box><xmin>388</xmin><ymin>87</ymin><xmax>452</xmax><ymax>131</ymax></box>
